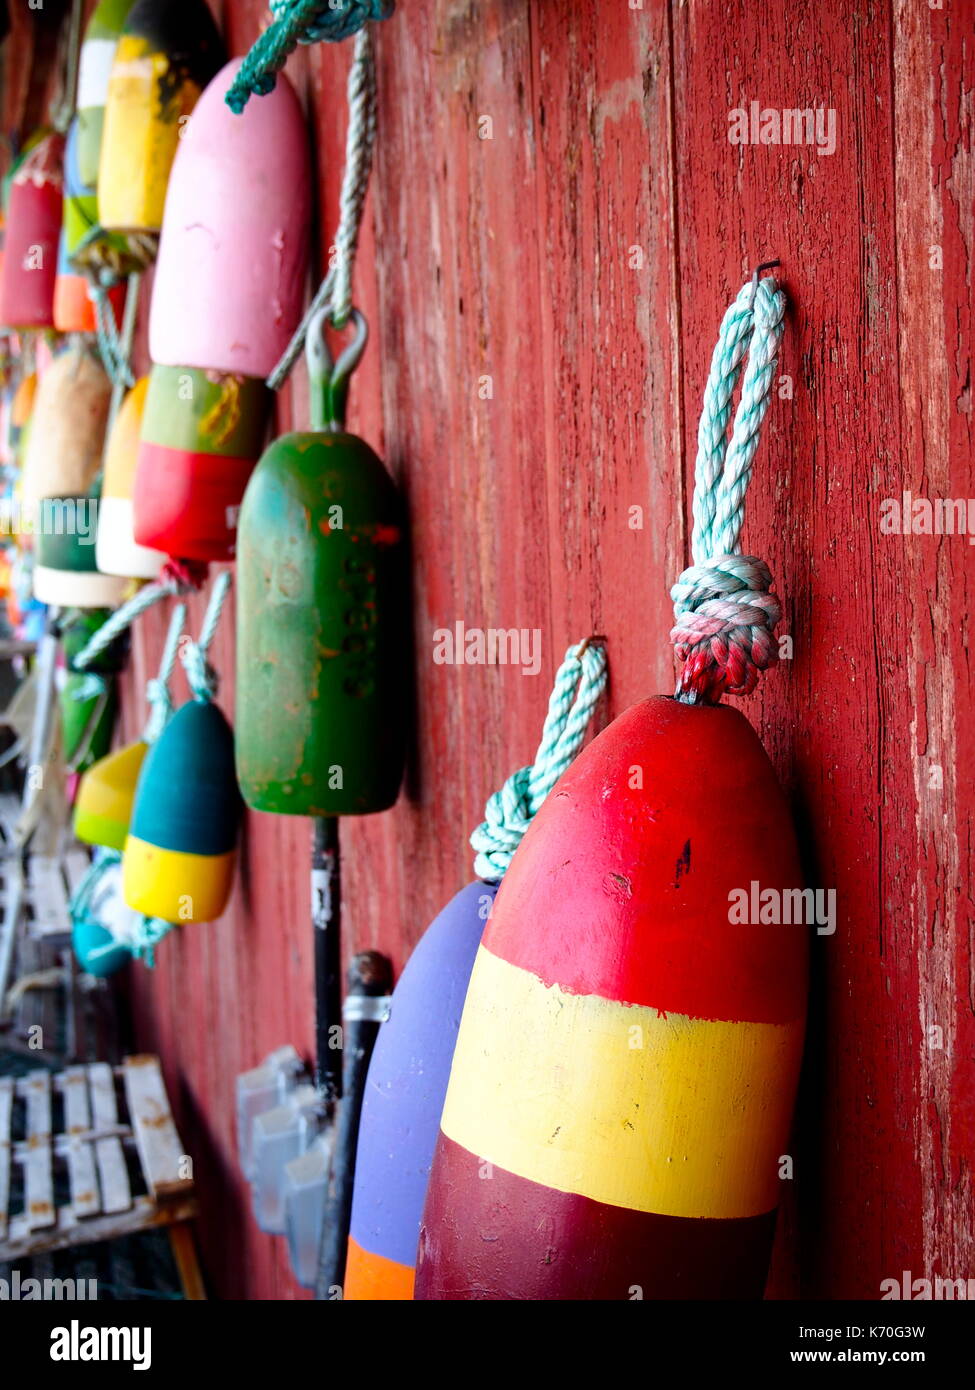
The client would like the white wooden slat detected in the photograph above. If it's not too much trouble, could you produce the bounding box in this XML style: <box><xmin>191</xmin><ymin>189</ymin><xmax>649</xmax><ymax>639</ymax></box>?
<box><xmin>122</xmin><ymin>1056</ymin><xmax>193</xmax><ymax>1201</ymax></box>
<box><xmin>0</xmin><ymin>1077</ymin><xmax>12</xmax><ymax>1239</ymax></box>
<box><xmin>12</xmin><ymin>1126</ymin><xmax>131</xmax><ymax>1160</ymax></box>
<box><xmin>26</xmin><ymin>856</ymin><xmax>71</xmax><ymax>939</ymax></box>
<box><xmin>59</xmin><ymin>1067</ymin><xmax>100</xmax><ymax>1220</ymax></box>
<box><xmin>22</xmin><ymin>1070</ymin><xmax>54</xmax><ymax>1231</ymax></box>
<box><xmin>88</xmin><ymin>1063</ymin><xmax>131</xmax><ymax>1215</ymax></box>
<box><xmin>0</xmin><ymin>859</ymin><xmax>24</xmax><ymax>1007</ymax></box>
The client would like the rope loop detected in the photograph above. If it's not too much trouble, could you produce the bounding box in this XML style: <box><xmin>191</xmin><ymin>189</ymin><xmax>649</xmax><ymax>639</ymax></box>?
<box><xmin>672</xmin><ymin>270</ymin><xmax>787</xmax><ymax>705</ymax></box>
<box><xmin>143</xmin><ymin>603</ymin><xmax>186</xmax><ymax>743</ymax></box>
<box><xmin>180</xmin><ymin>572</ymin><xmax>232</xmax><ymax>703</ymax></box>
<box><xmin>226</xmin><ymin>1</ymin><xmax>392</xmax><ymax>114</ymax></box>
<box><xmin>470</xmin><ymin>639</ymin><xmax>607</xmax><ymax>882</ymax></box>
<box><xmin>267</xmin><ymin>27</ymin><xmax>377</xmax><ymax>388</ymax></box>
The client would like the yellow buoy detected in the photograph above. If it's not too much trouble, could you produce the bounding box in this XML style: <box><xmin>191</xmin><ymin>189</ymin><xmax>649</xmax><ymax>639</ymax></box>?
<box><xmin>97</xmin><ymin>375</ymin><xmax>165</xmax><ymax>579</ymax></box>
<box><xmin>97</xmin><ymin>0</ymin><xmax>224</xmax><ymax>254</ymax></box>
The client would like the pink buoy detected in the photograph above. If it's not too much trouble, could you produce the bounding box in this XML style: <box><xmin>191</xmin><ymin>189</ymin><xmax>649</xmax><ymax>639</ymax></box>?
<box><xmin>149</xmin><ymin>59</ymin><xmax>310</xmax><ymax>379</ymax></box>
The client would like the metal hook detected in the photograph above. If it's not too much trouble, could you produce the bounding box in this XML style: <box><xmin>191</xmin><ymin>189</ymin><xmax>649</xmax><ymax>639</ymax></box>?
<box><xmin>306</xmin><ymin>305</ymin><xmax>369</xmax><ymax>431</ymax></box>
<box><xmin>747</xmin><ymin>259</ymin><xmax>781</xmax><ymax>312</ymax></box>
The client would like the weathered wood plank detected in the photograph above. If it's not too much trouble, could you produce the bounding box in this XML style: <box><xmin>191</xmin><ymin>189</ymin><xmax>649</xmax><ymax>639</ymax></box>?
<box><xmin>0</xmin><ymin>1077</ymin><xmax>13</xmax><ymax>1239</ymax></box>
<box><xmin>88</xmin><ymin>1062</ymin><xmax>131</xmax><ymax>1216</ymax></box>
<box><xmin>0</xmin><ymin>858</ymin><xmax>24</xmax><ymax>1009</ymax></box>
<box><xmin>26</xmin><ymin>856</ymin><xmax>71</xmax><ymax>940</ymax></box>
<box><xmin>121</xmin><ymin>1055</ymin><xmax>193</xmax><ymax>1202</ymax></box>
<box><xmin>891</xmin><ymin>0</ymin><xmax>974</xmax><ymax>1291</ymax></box>
<box><xmin>59</xmin><ymin>1066</ymin><xmax>100</xmax><ymax>1220</ymax></box>
<box><xmin>21</xmin><ymin>1070</ymin><xmax>54</xmax><ymax>1231</ymax></box>
<box><xmin>0</xmin><ymin>1194</ymin><xmax>198</xmax><ymax>1264</ymax></box>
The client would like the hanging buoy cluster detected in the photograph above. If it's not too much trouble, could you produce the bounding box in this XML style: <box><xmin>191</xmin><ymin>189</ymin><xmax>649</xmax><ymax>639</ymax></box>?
<box><xmin>412</xmin><ymin>275</ymin><xmax>807</xmax><ymax>1302</ymax></box>
<box><xmin>0</xmin><ymin>0</ymin><xmax>812</xmax><ymax>1310</ymax></box>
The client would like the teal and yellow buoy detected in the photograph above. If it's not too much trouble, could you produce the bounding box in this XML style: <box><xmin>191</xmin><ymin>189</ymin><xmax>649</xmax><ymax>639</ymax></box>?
<box><xmin>123</xmin><ymin>574</ymin><xmax>240</xmax><ymax>924</ymax></box>
<box><xmin>235</xmin><ymin>310</ymin><xmax>407</xmax><ymax>816</ymax></box>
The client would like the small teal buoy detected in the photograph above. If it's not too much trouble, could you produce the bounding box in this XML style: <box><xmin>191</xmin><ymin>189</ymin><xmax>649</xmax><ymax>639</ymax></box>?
<box><xmin>72</xmin><ymin>913</ymin><xmax>130</xmax><ymax>977</ymax></box>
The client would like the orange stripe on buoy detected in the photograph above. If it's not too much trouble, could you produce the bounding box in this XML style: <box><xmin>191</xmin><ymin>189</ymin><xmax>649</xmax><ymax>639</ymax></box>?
<box><xmin>344</xmin><ymin>1238</ymin><xmax>415</xmax><ymax>1301</ymax></box>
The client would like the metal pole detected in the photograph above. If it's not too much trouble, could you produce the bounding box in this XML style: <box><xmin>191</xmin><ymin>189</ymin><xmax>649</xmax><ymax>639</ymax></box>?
<box><xmin>315</xmin><ymin>949</ymin><xmax>391</xmax><ymax>1299</ymax></box>
<box><xmin>312</xmin><ymin>816</ymin><xmax>343</xmax><ymax>1105</ymax></box>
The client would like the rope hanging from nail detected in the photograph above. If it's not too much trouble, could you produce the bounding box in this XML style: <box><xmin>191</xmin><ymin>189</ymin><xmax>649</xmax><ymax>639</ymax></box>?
<box><xmin>670</xmin><ymin>272</ymin><xmax>786</xmax><ymax>705</ymax></box>
<box><xmin>142</xmin><ymin>603</ymin><xmax>186</xmax><ymax>744</ymax></box>
<box><xmin>181</xmin><ymin>571</ymin><xmax>232</xmax><ymax>703</ymax></box>
<box><xmin>225</xmin><ymin>1</ymin><xmax>392</xmax><ymax>114</ymax></box>
<box><xmin>470</xmin><ymin>640</ymin><xmax>608</xmax><ymax>882</ymax></box>
<box><xmin>267</xmin><ymin>26</ymin><xmax>377</xmax><ymax>388</ymax></box>
<box><xmin>70</xmin><ymin>561</ymin><xmax>208</xmax><ymax>672</ymax></box>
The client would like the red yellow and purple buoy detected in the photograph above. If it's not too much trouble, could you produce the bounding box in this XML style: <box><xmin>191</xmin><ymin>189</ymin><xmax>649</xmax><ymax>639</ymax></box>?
<box><xmin>416</xmin><ymin>697</ymin><xmax>808</xmax><ymax>1300</ymax></box>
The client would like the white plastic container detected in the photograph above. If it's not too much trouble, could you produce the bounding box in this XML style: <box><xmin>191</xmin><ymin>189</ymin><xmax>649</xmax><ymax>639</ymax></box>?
<box><xmin>235</xmin><ymin>1045</ymin><xmax>304</xmax><ymax>1180</ymax></box>
<box><xmin>283</xmin><ymin>1133</ymin><xmax>334</xmax><ymax>1290</ymax></box>
<box><xmin>251</xmin><ymin>1084</ymin><xmax>321</xmax><ymax>1235</ymax></box>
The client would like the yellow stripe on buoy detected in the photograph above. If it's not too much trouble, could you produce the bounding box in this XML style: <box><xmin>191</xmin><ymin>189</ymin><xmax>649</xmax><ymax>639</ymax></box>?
<box><xmin>439</xmin><ymin>945</ymin><xmax>804</xmax><ymax>1221</ymax></box>
<box><xmin>123</xmin><ymin>836</ymin><xmax>235</xmax><ymax>923</ymax></box>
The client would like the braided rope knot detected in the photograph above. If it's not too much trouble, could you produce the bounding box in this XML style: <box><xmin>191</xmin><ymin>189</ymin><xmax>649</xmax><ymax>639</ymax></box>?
<box><xmin>670</xmin><ymin>555</ymin><xmax>781</xmax><ymax>703</ymax></box>
<box><xmin>128</xmin><ymin>917</ymin><xmax>174</xmax><ymax>968</ymax></box>
<box><xmin>270</xmin><ymin>0</ymin><xmax>391</xmax><ymax>43</ymax></box>
<box><xmin>182</xmin><ymin>644</ymin><xmax>218</xmax><ymax>703</ymax></box>
<box><xmin>227</xmin><ymin>1</ymin><xmax>392</xmax><ymax>112</ymax></box>
<box><xmin>470</xmin><ymin>766</ymin><xmax>536</xmax><ymax>882</ymax></box>
<box><xmin>470</xmin><ymin>640</ymin><xmax>607</xmax><ymax>881</ymax></box>
<box><xmin>143</xmin><ymin>678</ymin><xmax>174</xmax><ymax>743</ymax></box>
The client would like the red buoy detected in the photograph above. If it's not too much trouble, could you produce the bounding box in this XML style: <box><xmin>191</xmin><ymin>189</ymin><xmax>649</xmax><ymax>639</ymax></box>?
<box><xmin>0</xmin><ymin>133</ymin><xmax>64</xmax><ymax>330</ymax></box>
<box><xmin>415</xmin><ymin>695</ymin><xmax>807</xmax><ymax>1300</ymax></box>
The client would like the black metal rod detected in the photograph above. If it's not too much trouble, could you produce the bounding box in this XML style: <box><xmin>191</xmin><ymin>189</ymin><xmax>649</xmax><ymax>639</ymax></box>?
<box><xmin>312</xmin><ymin>816</ymin><xmax>343</xmax><ymax>1104</ymax></box>
<box><xmin>316</xmin><ymin>950</ymin><xmax>392</xmax><ymax>1298</ymax></box>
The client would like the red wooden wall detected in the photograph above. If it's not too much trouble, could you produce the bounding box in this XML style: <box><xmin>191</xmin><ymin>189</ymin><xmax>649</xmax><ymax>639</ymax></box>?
<box><xmin>7</xmin><ymin>0</ymin><xmax>973</xmax><ymax>1300</ymax></box>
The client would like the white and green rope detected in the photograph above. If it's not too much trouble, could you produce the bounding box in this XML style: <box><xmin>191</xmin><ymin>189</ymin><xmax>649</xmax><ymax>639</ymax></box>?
<box><xmin>181</xmin><ymin>571</ymin><xmax>232</xmax><ymax>702</ymax></box>
<box><xmin>470</xmin><ymin>639</ymin><xmax>608</xmax><ymax>882</ymax></box>
<box><xmin>670</xmin><ymin>271</ymin><xmax>787</xmax><ymax>704</ymax></box>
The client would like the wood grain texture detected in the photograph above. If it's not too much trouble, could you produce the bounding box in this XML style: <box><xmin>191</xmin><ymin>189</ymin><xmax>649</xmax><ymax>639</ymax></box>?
<box><xmin>6</xmin><ymin>0</ymin><xmax>960</xmax><ymax>1299</ymax></box>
